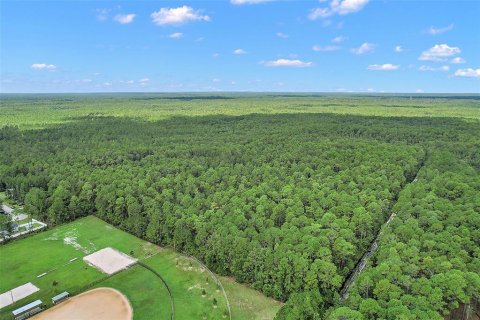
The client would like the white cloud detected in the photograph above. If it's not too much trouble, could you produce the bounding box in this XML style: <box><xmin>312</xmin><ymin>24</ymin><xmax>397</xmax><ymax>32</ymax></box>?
<box><xmin>212</xmin><ymin>78</ymin><xmax>221</xmax><ymax>83</ymax></box>
<box><xmin>367</xmin><ymin>64</ymin><xmax>399</xmax><ymax>71</ymax></box>
<box><xmin>168</xmin><ymin>32</ymin><xmax>184</xmax><ymax>39</ymax></box>
<box><xmin>450</xmin><ymin>57</ymin><xmax>466</xmax><ymax>64</ymax></box>
<box><xmin>139</xmin><ymin>78</ymin><xmax>150</xmax><ymax>83</ymax></box>
<box><xmin>309</xmin><ymin>0</ymin><xmax>370</xmax><ymax>20</ymax></box>
<box><xmin>312</xmin><ymin>45</ymin><xmax>340</xmax><ymax>52</ymax></box>
<box><xmin>262</xmin><ymin>59</ymin><xmax>313</xmax><ymax>68</ymax></box>
<box><xmin>276</xmin><ymin>32</ymin><xmax>289</xmax><ymax>38</ymax></box>
<box><xmin>332</xmin><ymin>35</ymin><xmax>347</xmax><ymax>43</ymax></box>
<box><xmin>103</xmin><ymin>82</ymin><xmax>112</xmax><ymax>86</ymax></box>
<box><xmin>114</xmin><ymin>13</ymin><xmax>136</xmax><ymax>24</ymax></box>
<box><xmin>213</xmin><ymin>53</ymin><xmax>220</xmax><ymax>58</ymax></box>
<box><xmin>231</xmin><ymin>0</ymin><xmax>272</xmax><ymax>4</ymax></box>
<box><xmin>394</xmin><ymin>45</ymin><xmax>403</xmax><ymax>52</ymax></box>
<box><xmin>151</xmin><ymin>6</ymin><xmax>210</xmax><ymax>26</ymax></box>
<box><xmin>454</xmin><ymin>68</ymin><xmax>480</xmax><ymax>78</ymax></box>
<box><xmin>233</xmin><ymin>48</ymin><xmax>247</xmax><ymax>55</ymax></box>
<box><xmin>96</xmin><ymin>9</ymin><xmax>110</xmax><ymax>21</ymax></box>
<box><xmin>419</xmin><ymin>44</ymin><xmax>460</xmax><ymax>61</ymax></box>
<box><xmin>80</xmin><ymin>79</ymin><xmax>93</xmax><ymax>83</ymax></box>
<box><xmin>426</xmin><ymin>23</ymin><xmax>454</xmax><ymax>35</ymax></box>
<box><xmin>351</xmin><ymin>42</ymin><xmax>375</xmax><ymax>55</ymax></box>
<box><xmin>418</xmin><ymin>65</ymin><xmax>450</xmax><ymax>72</ymax></box>
<box><xmin>309</xmin><ymin>7</ymin><xmax>331</xmax><ymax>19</ymax></box>
<box><xmin>31</xmin><ymin>63</ymin><xmax>56</xmax><ymax>70</ymax></box>
<box><xmin>416</xmin><ymin>89</ymin><xmax>424</xmax><ymax>93</ymax></box>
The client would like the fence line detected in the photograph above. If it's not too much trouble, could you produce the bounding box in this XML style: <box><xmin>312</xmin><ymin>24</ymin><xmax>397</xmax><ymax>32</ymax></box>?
<box><xmin>138</xmin><ymin>261</ymin><xmax>175</xmax><ymax>320</ymax></box>
<box><xmin>186</xmin><ymin>255</ymin><xmax>232</xmax><ymax>320</ymax></box>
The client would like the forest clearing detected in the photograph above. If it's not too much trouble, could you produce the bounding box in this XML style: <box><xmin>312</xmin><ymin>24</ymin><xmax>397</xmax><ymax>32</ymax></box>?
<box><xmin>0</xmin><ymin>215</ymin><xmax>281</xmax><ymax>319</ymax></box>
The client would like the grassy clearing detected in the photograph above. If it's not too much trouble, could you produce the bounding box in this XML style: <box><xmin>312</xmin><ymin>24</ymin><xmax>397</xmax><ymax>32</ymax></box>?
<box><xmin>0</xmin><ymin>216</ymin><xmax>281</xmax><ymax>319</ymax></box>
<box><xmin>221</xmin><ymin>277</ymin><xmax>283</xmax><ymax>320</ymax></box>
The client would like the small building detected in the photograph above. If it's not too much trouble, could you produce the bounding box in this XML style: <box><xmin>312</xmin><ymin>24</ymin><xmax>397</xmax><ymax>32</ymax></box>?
<box><xmin>51</xmin><ymin>291</ymin><xmax>69</xmax><ymax>304</ymax></box>
<box><xmin>12</xmin><ymin>300</ymin><xmax>43</xmax><ymax>320</ymax></box>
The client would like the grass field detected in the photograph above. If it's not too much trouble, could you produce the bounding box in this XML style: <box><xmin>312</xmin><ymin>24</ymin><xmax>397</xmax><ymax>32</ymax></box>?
<box><xmin>1</xmin><ymin>93</ymin><xmax>479</xmax><ymax>130</ymax></box>
<box><xmin>0</xmin><ymin>216</ymin><xmax>281</xmax><ymax>319</ymax></box>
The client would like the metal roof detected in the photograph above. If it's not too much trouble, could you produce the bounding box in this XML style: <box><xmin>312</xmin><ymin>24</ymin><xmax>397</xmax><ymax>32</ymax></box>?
<box><xmin>12</xmin><ymin>300</ymin><xmax>42</xmax><ymax>316</ymax></box>
<box><xmin>52</xmin><ymin>291</ymin><xmax>69</xmax><ymax>302</ymax></box>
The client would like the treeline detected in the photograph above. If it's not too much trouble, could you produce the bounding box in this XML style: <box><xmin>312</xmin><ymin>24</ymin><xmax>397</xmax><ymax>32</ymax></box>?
<box><xmin>1</xmin><ymin>113</ymin><xmax>479</xmax><ymax>318</ymax></box>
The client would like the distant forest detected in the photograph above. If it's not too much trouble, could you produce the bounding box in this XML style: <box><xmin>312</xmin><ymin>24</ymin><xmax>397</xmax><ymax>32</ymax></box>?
<box><xmin>1</xmin><ymin>95</ymin><xmax>479</xmax><ymax>319</ymax></box>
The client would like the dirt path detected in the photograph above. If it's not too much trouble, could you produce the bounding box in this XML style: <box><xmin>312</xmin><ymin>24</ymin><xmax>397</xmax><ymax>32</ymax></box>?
<box><xmin>339</xmin><ymin>156</ymin><xmax>425</xmax><ymax>301</ymax></box>
<box><xmin>31</xmin><ymin>287</ymin><xmax>132</xmax><ymax>320</ymax></box>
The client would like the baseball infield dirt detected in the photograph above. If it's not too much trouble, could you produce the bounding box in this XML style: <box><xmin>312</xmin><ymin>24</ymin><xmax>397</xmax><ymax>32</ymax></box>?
<box><xmin>31</xmin><ymin>287</ymin><xmax>132</xmax><ymax>320</ymax></box>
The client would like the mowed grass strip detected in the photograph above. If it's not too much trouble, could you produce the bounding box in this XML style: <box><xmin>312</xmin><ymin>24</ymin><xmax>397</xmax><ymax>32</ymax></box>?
<box><xmin>220</xmin><ymin>277</ymin><xmax>283</xmax><ymax>320</ymax></box>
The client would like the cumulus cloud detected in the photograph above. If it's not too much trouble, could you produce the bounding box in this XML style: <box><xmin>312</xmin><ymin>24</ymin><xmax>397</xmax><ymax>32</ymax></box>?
<box><xmin>351</xmin><ymin>42</ymin><xmax>375</xmax><ymax>55</ymax></box>
<box><xmin>276</xmin><ymin>32</ymin><xmax>289</xmax><ymax>38</ymax></box>
<box><xmin>151</xmin><ymin>6</ymin><xmax>210</xmax><ymax>26</ymax></box>
<box><xmin>367</xmin><ymin>64</ymin><xmax>399</xmax><ymax>71</ymax></box>
<box><xmin>31</xmin><ymin>63</ymin><xmax>56</xmax><ymax>70</ymax></box>
<box><xmin>231</xmin><ymin>0</ymin><xmax>272</xmax><ymax>4</ymax></box>
<box><xmin>426</xmin><ymin>23</ymin><xmax>454</xmax><ymax>35</ymax></box>
<box><xmin>450</xmin><ymin>57</ymin><xmax>466</xmax><ymax>64</ymax></box>
<box><xmin>262</xmin><ymin>59</ymin><xmax>313</xmax><ymax>68</ymax></box>
<box><xmin>394</xmin><ymin>45</ymin><xmax>403</xmax><ymax>52</ymax></box>
<box><xmin>114</xmin><ymin>13</ymin><xmax>136</xmax><ymax>24</ymax></box>
<box><xmin>168</xmin><ymin>32</ymin><xmax>184</xmax><ymax>39</ymax></box>
<box><xmin>312</xmin><ymin>45</ymin><xmax>340</xmax><ymax>52</ymax></box>
<box><xmin>309</xmin><ymin>0</ymin><xmax>370</xmax><ymax>20</ymax></box>
<box><xmin>233</xmin><ymin>48</ymin><xmax>247</xmax><ymax>55</ymax></box>
<box><xmin>419</xmin><ymin>44</ymin><xmax>460</xmax><ymax>61</ymax></box>
<box><xmin>454</xmin><ymin>68</ymin><xmax>480</xmax><ymax>78</ymax></box>
<box><xmin>418</xmin><ymin>65</ymin><xmax>450</xmax><ymax>72</ymax></box>
<box><xmin>332</xmin><ymin>35</ymin><xmax>347</xmax><ymax>43</ymax></box>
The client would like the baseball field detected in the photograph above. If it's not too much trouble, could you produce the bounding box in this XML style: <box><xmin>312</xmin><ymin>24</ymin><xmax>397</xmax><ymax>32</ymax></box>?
<box><xmin>0</xmin><ymin>216</ymin><xmax>282</xmax><ymax>319</ymax></box>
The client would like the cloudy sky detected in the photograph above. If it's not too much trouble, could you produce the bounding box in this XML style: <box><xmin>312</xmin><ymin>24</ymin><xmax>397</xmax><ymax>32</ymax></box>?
<box><xmin>1</xmin><ymin>0</ymin><xmax>479</xmax><ymax>93</ymax></box>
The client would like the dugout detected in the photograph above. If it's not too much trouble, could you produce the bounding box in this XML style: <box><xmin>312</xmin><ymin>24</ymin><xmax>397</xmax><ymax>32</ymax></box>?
<box><xmin>51</xmin><ymin>291</ymin><xmax>69</xmax><ymax>304</ymax></box>
<box><xmin>12</xmin><ymin>300</ymin><xmax>43</xmax><ymax>320</ymax></box>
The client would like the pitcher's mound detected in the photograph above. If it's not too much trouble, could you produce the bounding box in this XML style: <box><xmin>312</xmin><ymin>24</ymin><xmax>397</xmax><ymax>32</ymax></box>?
<box><xmin>32</xmin><ymin>287</ymin><xmax>132</xmax><ymax>320</ymax></box>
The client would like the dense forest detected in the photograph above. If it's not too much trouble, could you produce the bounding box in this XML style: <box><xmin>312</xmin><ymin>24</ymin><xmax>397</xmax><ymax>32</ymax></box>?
<box><xmin>1</xmin><ymin>96</ymin><xmax>479</xmax><ymax>319</ymax></box>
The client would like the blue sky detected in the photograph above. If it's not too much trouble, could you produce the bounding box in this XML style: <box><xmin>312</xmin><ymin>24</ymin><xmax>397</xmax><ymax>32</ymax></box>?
<box><xmin>1</xmin><ymin>0</ymin><xmax>479</xmax><ymax>93</ymax></box>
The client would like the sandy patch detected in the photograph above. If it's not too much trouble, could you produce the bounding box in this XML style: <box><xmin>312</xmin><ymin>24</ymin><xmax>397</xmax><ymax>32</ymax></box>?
<box><xmin>43</xmin><ymin>229</ymin><xmax>96</xmax><ymax>254</ymax></box>
<box><xmin>31</xmin><ymin>287</ymin><xmax>132</xmax><ymax>320</ymax></box>
<box><xmin>83</xmin><ymin>247</ymin><xmax>137</xmax><ymax>275</ymax></box>
<box><xmin>0</xmin><ymin>282</ymin><xmax>40</xmax><ymax>309</ymax></box>
<box><xmin>175</xmin><ymin>257</ymin><xmax>205</xmax><ymax>274</ymax></box>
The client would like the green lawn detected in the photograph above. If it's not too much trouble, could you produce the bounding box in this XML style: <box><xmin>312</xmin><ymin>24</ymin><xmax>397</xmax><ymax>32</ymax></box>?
<box><xmin>0</xmin><ymin>216</ymin><xmax>281</xmax><ymax>319</ymax></box>
<box><xmin>94</xmin><ymin>265</ymin><xmax>171</xmax><ymax>320</ymax></box>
